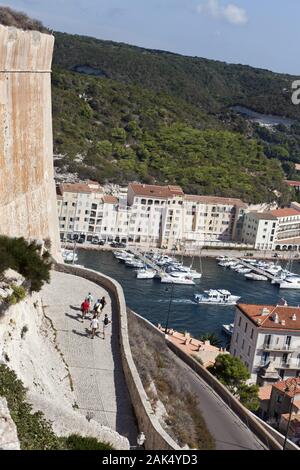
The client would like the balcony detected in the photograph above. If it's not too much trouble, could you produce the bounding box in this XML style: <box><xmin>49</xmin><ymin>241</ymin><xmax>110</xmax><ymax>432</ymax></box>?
<box><xmin>277</xmin><ymin>361</ymin><xmax>300</xmax><ymax>370</ymax></box>
<box><xmin>262</xmin><ymin>343</ymin><xmax>296</xmax><ymax>352</ymax></box>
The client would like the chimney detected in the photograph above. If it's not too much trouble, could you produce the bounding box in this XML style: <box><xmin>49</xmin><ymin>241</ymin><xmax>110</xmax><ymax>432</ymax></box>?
<box><xmin>272</xmin><ymin>313</ymin><xmax>279</xmax><ymax>323</ymax></box>
<box><xmin>292</xmin><ymin>313</ymin><xmax>297</xmax><ymax>321</ymax></box>
<box><xmin>281</xmin><ymin>319</ymin><xmax>286</xmax><ymax>326</ymax></box>
<box><xmin>261</xmin><ymin>308</ymin><xmax>270</xmax><ymax>316</ymax></box>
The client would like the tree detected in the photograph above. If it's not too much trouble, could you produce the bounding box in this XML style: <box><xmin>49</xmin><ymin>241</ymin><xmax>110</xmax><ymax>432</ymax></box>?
<box><xmin>207</xmin><ymin>354</ymin><xmax>260</xmax><ymax>412</ymax></box>
<box><xmin>0</xmin><ymin>236</ymin><xmax>52</xmax><ymax>292</ymax></box>
<box><xmin>207</xmin><ymin>354</ymin><xmax>250</xmax><ymax>394</ymax></box>
<box><xmin>199</xmin><ymin>332</ymin><xmax>221</xmax><ymax>348</ymax></box>
<box><xmin>238</xmin><ymin>384</ymin><xmax>260</xmax><ymax>412</ymax></box>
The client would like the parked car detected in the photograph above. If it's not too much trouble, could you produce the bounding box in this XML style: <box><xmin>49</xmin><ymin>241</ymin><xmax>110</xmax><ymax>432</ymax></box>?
<box><xmin>99</xmin><ymin>240</ymin><xmax>105</xmax><ymax>246</ymax></box>
<box><xmin>77</xmin><ymin>238</ymin><xmax>85</xmax><ymax>244</ymax></box>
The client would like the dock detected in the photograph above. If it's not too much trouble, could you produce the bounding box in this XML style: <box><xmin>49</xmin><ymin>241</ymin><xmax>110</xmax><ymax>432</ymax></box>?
<box><xmin>236</xmin><ymin>258</ymin><xmax>277</xmax><ymax>282</ymax></box>
<box><xmin>127</xmin><ymin>248</ymin><xmax>162</xmax><ymax>273</ymax></box>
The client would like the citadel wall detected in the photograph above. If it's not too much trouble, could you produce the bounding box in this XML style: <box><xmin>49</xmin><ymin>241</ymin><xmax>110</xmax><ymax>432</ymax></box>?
<box><xmin>0</xmin><ymin>25</ymin><xmax>60</xmax><ymax>258</ymax></box>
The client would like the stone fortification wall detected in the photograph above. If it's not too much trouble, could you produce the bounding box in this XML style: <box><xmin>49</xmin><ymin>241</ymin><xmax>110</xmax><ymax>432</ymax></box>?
<box><xmin>0</xmin><ymin>25</ymin><xmax>60</xmax><ymax>259</ymax></box>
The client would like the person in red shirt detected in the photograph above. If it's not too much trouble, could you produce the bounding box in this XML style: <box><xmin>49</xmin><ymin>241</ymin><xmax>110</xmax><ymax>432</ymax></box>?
<box><xmin>81</xmin><ymin>299</ymin><xmax>90</xmax><ymax>320</ymax></box>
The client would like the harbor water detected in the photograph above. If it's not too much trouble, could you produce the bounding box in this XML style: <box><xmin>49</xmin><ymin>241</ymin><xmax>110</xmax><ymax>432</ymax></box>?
<box><xmin>77</xmin><ymin>250</ymin><xmax>300</xmax><ymax>345</ymax></box>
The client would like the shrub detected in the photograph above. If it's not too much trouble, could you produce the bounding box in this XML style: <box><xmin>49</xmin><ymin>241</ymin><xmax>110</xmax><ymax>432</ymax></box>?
<box><xmin>0</xmin><ymin>236</ymin><xmax>52</xmax><ymax>292</ymax></box>
<box><xmin>12</xmin><ymin>285</ymin><xmax>26</xmax><ymax>302</ymax></box>
<box><xmin>21</xmin><ymin>325</ymin><xmax>28</xmax><ymax>339</ymax></box>
<box><xmin>64</xmin><ymin>434</ymin><xmax>114</xmax><ymax>450</ymax></box>
<box><xmin>0</xmin><ymin>364</ymin><xmax>64</xmax><ymax>450</ymax></box>
<box><xmin>0</xmin><ymin>365</ymin><xmax>113</xmax><ymax>450</ymax></box>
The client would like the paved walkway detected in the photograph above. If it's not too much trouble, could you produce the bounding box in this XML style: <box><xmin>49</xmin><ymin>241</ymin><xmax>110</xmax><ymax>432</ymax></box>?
<box><xmin>41</xmin><ymin>270</ymin><xmax>137</xmax><ymax>444</ymax></box>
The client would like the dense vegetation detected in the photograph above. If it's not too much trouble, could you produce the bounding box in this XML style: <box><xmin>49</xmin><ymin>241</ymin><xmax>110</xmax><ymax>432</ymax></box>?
<box><xmin>53</xmin><ymin>32</ymin><xmax>300</xmax><ymax>119</ymax></box>
<box><xmin>0</xmin><ymin>236</ymin><xmax>52</xmax><ymax>292</ymax></box>
<box><xmin>3</xmin><ymin>7</ymin><xmax>300</xmax><ymax>203</ymax></box>
<box><xmin>0</xmin><ymin>365</ymin><xmax>113</xmax><ymax>450</ymax></box>
<box><xmin>52</xmin><ymin>68</ymin><xmax>290</xmax><ymax>203</ymax></box>
<box><xmin>0</xmin><ymin>7</ymin><xmax>49</xmax><ymax>33</ymax></box>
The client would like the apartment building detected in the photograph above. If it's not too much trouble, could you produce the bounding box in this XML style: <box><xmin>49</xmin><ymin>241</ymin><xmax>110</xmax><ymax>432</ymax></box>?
<box><xmin>127</xmin><ymin>183</ymin><xmax>185</xmax><ymax>248</ymax></box>
<box><xmin>57</xmin><ymin>182</ymin><xmax>120</xmax><ymax>242</ymax></box>
<box><xmin>241</xmin><ymin>212</ymin><xmax>277</xmax><ymax>250</ymax></box>
<box><xmin>230</xmin><ymin>303</ymin><xmax>300</xmax><ymax>384</ymax></box>
<box><xmin>183</xmin><ymin>195</ymin><xmax>247</xmax><ymax>246</ymax></box>
<box><xmin>241</xmin><ymin>208</ymin><xmax>300</xmax><ymax>250</ymax></box>
<box><xmin>57</xmin><ymin>181</ymin><xmax>248</xmax><ymax>247</ymax></box>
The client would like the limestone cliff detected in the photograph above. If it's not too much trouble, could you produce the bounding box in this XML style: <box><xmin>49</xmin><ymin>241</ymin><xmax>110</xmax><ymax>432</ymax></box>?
<box><xmin>0</xmin><ymin>25</ymin><xmax>60</xmax><ymax>259</ymax></box>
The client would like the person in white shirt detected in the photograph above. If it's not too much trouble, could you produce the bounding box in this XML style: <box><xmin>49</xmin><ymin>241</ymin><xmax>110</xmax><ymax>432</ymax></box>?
<box><xmin>90</xmin><ymin>315</ymin><xmax>99</xmax><ymax>339</ymax></box>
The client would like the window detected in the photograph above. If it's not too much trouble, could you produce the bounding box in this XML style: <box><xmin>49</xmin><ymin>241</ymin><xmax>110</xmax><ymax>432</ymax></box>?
<box><xmin>242</xmin><ymin>339</ymin><xmax>245</xmax><ymax>350</ymax></box>
<box><xmin>250</xmin><ymin>328</ymin><xmax>254</xmax><ymax>339</ymax></box>
<box><xmin>238</xmin><ymin>316</ymin><xmax>241</xmax><ymax>327</ymax></box>
<box><xmin>276</xmin><ymin>395</ymin><xmax>282</xmax><ymax>403</ymax></box>
<box><xmin>236</xmin><ymin>333</ymin><xmax>239</xmax><ymax>343</ymax></box>
<box><xmin>247</xmin><ymin>346</ymin><xmax>251</xmax><ymax>356</ymax></box>
<box><xmin>244</xmin><ymin>323</ymin><xmax>248</xmax><ymax>333</ymax></box>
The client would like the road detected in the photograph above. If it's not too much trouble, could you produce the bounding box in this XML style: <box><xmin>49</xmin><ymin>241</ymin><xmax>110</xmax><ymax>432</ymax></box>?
<box><xmin>171</xmin><ymin>353</ymin><xmax>265</xmax><ymax>450</ymax></box>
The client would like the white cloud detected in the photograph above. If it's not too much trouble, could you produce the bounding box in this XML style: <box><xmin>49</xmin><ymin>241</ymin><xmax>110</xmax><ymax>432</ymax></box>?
<box><xmin>196</xmin><ymin>0</ymin><xmax>248</xmax><ymax>25</ymax></box>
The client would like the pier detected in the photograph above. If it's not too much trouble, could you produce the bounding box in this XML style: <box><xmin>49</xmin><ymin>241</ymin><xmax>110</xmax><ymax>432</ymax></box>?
<box><xmin>236</xmin><ymin>258</ymin><xmax>277</xmax><ymax>282</ymax></box>
<box><xmin>127</xmin><ymin>248</ymin><xmax>162</xmax><ymax>273</ymax></box>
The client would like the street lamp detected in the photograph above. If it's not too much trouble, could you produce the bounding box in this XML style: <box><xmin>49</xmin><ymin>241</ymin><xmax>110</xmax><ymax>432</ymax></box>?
<box><xmin>283</xmin><ymin>378</ymin><xmax>299</xmax><ymax>450</ymax></box>
<box><xmin>164</xmin><ymin>282</ymin><xmax>175</xmax><ymax>338</ymax></box>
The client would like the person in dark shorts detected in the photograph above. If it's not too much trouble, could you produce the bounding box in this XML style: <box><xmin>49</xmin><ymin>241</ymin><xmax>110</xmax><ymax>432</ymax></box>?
<box><xmin>102</xmin><ymin>313</ymin><xmax>111</xmax><ymax>339</ymax></box>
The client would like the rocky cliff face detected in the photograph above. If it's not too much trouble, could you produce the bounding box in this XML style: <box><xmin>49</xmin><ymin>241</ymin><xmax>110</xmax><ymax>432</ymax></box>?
<box><xmin>0</xmin><ymin>398</ymin><xmax>20</xmax><ymax>450</ymax></box>
<box><xmin>0</xmin><ymin>25</ymin><xmax>60</xmax><ymax>259</ymax></box>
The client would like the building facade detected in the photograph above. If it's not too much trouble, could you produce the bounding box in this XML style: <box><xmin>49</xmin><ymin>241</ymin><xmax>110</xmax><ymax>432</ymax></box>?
<box><xmin>230</xmin><ymin>304</ymin><xmax>300</xmax><ymax>384</ymax></box>
<box><xmin>241</xmin><ymin>208</ymin><xmax>300</xmax><ymax>251</ymax></box>
<box><xmin>58</xmin><ymin>182</ymin><xmax>249</xmax><ymax>248</ymax></box>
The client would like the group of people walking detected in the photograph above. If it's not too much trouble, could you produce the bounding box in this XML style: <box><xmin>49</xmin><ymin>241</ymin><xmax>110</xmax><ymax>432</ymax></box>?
<box><xmin>81</xmin><ymin>292</ymin><xmax>111</xmax><ymax>339</ymax></box>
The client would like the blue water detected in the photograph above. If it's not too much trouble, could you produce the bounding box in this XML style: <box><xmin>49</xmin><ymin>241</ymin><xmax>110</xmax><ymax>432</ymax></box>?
<box><xmin>77</xmin><ymin>250</ymin><xmax>300</xmax><ymax>345</ymax></box>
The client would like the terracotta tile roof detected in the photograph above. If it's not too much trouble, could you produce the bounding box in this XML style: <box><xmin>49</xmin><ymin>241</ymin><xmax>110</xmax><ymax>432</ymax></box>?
<box><xmin>248</xmin><ymin>212</ymin><xmax>277</xmax><ymax>221</ymax></box>
<box><xmin>102</xmin><ymin>195</ymin><xmax>118</xmax><ymax>204</ymax></box>
<box><xmin>258</xmin><ymin>385</ymin><xmax>272</xmax><ymax>401</ymax></box>
<box><xmin>237</xmin><ymin>304</ymin><xmax>300</xmax><ymax>331</ymax></box>
<box><xmin>273</xmin><ymin>378</ymin><xmax>300</xmax><ymax>398</ymax></box>
<box><xmin>280</xmin><ymin>413</ymin><xmax>300</xmax><ymax>423</ymax></box>
<box><xmin>185</xmin><ymin>194</ymin><xmax>247</xmax><ymax>208</ymax></box>
<box><xmin>129</xmin><ymin>183</ymin><xmax>184</xmax><ymax>198</ymax></box>
<box><xmin>270</xmin><ymin>208</ymin><xmax>300</xmax><ymax>218</ymax></box>
<box><xmin>58</xmin><ymin>182</ymin><xmax>102</xmax><ymax>194</ymax></box>
<box><xmin>286</xmin><ymin>180</ymin><xmax>300</xmax><ymax>187</ymax></box>
<box><xmin>295</xmin><ymin>164</ymin><xmax>300</xmax><ymax>172</ymax></box>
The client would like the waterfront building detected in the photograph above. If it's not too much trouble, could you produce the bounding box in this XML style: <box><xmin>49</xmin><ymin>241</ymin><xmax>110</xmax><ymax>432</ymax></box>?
<box><xmin>241</xmin><ymin>208</ymin><xmax>300</xmax><ymax>251</ymax></box>
<box><xmin>241</xmin><ymin>212</ymin><xmax>277</xmax><ymax>250</ymax></box>
<box><xmin>230</xmin><ymin>303</ymin><xmax>300</xmax><ymax>384</ymax></box>
<box><xmin>57</xmin><ymin>182</ymin><xmax>121</xmax><ymax>242</ymax></box>
<box><xmin>57</xmin><ymin>181</ymin><xmax>250</xmax><ymax>248</ymax></box>
<box><xmin>127</xmin><ymin>183</ymin><xmax>185</xmax><ymax>247</ymax></box>
<box><xmin>183</xmin><ymin>195</ymin><xmax>247</xmax><ymax>247</ymax></box>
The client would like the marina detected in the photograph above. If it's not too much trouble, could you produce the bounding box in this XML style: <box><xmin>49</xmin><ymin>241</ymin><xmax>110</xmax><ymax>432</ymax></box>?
<box><xmin>76</xmin><ymin>249</ymin><xmax>300</xmax><ymax>346</ymax></box>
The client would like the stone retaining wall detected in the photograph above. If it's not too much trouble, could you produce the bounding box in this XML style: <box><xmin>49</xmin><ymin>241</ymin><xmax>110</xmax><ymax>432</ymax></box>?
<box><xmin>166</xmin><ymin>341</ymin><xmax>285</xmax><ymax>450</ymax></box>
<box><xmin>55</xmin><ymin>263</ymin><xmax>180</xmax><ymax>450</ymax></box>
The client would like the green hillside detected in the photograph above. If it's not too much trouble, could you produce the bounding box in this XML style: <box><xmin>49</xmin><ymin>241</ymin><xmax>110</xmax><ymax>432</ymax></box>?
<box><xmin>52</xmin><ymin>68</ymin><xmax>288</xmax><ymax>203</ymax></box>
<box><xmin>53</xmin><ymin>32</ymin><xmax>300</xmax><ymax>119</ymax></box>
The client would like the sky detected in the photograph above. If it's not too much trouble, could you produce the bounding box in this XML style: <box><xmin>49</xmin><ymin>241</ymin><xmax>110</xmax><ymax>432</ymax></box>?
<box><xmin>2</xmin><ymin>0</ymin><xmax>300</xmax><ymax>75</ymax></box>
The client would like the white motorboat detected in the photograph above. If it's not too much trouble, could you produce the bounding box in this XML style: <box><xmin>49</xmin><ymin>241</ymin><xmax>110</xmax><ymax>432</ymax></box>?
<box><xmin>62</xmin><ymin>249</ymin><xmax>78</xmax><ymax>263</ymax></box>
<box><xmin>125</xmin><ymin>259</ymin><xmax>144</xmax><ymax>268</ymax></box>
<box><xmin>236</xmin><ymin>268</ymin><xmax>252</xmax><ymax>274</ymax></box>
<box><xmin>160</xmin><ymin>274</ymin><xmax>195</xmax><ymax>285</ymax></box>
<box><xmin>279</xmin><ymin>276</ymin><xmax>300</xmax><ymax>289</ymax></box>
<box><xmin>244</xmin><ymin>273</ymin><xmax>268</xmax><ymax>281</ymax></box>
<box><xmin>136</xmin><ymin>269</ymin><xmax>156</xmax><ymax>279</ymax></box>
<box><xmin>194</xmin><ymin>289</ymin><xmax>240</xmax><ymax>305</ymax></box>
<box><xmin>222</xmin><ymin>323</ymin><xmax>234</xmax><ymax>336</ymax></box>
